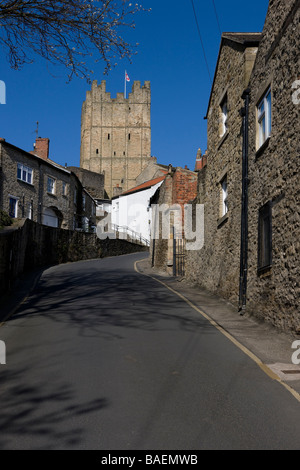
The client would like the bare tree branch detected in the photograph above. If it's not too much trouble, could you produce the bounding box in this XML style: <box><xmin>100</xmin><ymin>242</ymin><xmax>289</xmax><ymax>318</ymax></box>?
<box><xmin>0</xmin><ymin>0</ymin><xmax>149</xmax><ymax>82</ymax></box>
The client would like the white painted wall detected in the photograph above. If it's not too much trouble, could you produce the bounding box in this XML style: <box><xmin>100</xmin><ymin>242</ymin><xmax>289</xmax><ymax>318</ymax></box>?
<box><xmin>111</xmin><ymin>181</ymin><xmax>163</xmax><ymax>243</ymax></box>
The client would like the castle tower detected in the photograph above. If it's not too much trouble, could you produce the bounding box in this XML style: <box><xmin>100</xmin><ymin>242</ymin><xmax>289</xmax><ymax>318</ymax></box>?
<box><xmin>80</xmin><ymin>80</ymin><xmax>151</xmax><ymax>198</ymax></box>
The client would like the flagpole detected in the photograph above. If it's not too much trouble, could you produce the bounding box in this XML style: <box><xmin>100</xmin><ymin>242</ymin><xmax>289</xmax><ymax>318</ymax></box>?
<box><xmin>124</xmin><ymin>71</ymin><xmax>126</xmax><ymax>99</ymax></box>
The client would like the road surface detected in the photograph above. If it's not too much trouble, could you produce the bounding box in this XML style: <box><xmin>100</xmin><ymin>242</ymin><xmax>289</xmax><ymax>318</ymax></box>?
<box><xmin>0</xmin><ymin>253</ymin><xmax>299</xmax><ymax>450</ymax></box>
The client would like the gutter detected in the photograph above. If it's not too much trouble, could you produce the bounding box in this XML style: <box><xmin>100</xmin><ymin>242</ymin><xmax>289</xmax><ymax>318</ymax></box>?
<box><xmin>239</xmin><ymin>88</ymin><xmax>250</xmax><ymax>314</ymax></box>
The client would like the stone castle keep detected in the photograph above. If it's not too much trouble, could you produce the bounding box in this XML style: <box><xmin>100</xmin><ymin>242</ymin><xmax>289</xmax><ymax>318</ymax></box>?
<box><xmin>80</xmin><ymin>80</ymin><xmax>152</xmax><ymax>198</ymax></box>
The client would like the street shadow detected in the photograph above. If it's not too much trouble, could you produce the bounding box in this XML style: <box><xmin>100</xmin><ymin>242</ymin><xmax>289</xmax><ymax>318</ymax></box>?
<box><xmin>0</xmin><ymin>365</ymin><xmax>109</xmax><ymax>449</ymax></box>
<box><xmin>7</xmin><ymin>258</ymin><xmax>215</xmax><ymax>340</ymax></box>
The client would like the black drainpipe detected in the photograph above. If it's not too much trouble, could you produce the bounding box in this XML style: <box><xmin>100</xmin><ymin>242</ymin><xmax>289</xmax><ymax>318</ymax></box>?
<box><xmin>239</xmin><ymin>88</ymin><xmax>250</xmax><ymax>314</ymax></box>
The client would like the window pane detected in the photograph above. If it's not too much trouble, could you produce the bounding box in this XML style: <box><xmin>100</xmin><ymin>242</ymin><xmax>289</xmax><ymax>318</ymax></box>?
<box><xmin>258</xmin><ymin>203</ymin><xmax>272</xmax><ymax>270</ymax></box>
<box><xmin>17</xmin><ymin>164</ymin><xmax>22</xmax><ymax>179</ymax></box>
<box><xmin>258</xmin><ymin>100</ymin><xmax>264</xmax><ymax>118</ymax></box>
<box><xmin>220</xmin><ymin>98</ymin><xmax>228</xmax><ymax>137</ymax></box>
<box><xmin>9</xmin><ymin>198</ymin><xmax>16</xmax><ymax>218</ymax></box>
<box><xmin>221</xmin><ymin>178</ymin><xmax>228</xmax><ymax>216</ymax></box>
<box><xmin>47</xmin><ymin>177</ymin><xmax>54</xmax><ymax>193</ymax></box>
<box><xmin>267</xmin><ymin>91</ymin><xmax>272</xmax><ymax>137</ymax></box>
<box><xmin>27</xmin><ymin>169</ymin><xmax>32</xmax><ymax>184</ymax></box>
<box><xmin>259</xmin><ymin>116</ymin><xmax>266</xmax><ymax>147</ymax></box>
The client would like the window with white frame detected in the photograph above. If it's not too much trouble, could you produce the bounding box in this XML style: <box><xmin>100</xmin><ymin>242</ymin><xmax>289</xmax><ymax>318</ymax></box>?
<box><xmin>82</xmin><ymin>195</ymin><xmax>86</xmax><ymax>210</ymax></box>
<box><xmin>62</xmin><ymin>181</ymin><xmax>67</xmax><ymax>196</ymax></box>
<box><xmin>221</xmin><ymin>176</ymin><xmax>228</xmax><ymax>217</ymax></box>
<box><xmin>27</xmin><ymin>201</ymin><xmax>33</xmax><ymax>220</ymax></box>
<box><xmin>17</xmin><ymin>163</ymin><xmax>33</xmax><ymax>184</ymax></box>
<box><xmin>220</xmin><ymin>96</ymin><xmax>228</xmax><ymax>138</ymax></box>
<box><xmin>257</xmin><ymin>88</ymin><xmax>272</xmax><ymax>148</ymax></box>
<box><xmin>47</xmin><ymin>176</ymin><xmax>56</xmax><ymax>194</ymax></box>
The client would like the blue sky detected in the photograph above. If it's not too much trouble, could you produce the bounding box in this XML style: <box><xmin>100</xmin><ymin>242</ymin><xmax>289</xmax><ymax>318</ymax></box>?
<box><xmin>0</xmin><ymin>0</ymin><xmax>269</xmax><ymax>172</ymax></box>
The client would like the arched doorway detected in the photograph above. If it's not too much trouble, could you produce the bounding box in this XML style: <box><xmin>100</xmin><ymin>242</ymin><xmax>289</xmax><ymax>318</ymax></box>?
<box><xmin>42</xmin><ymin>207</ymin><xmax>63</xmax><ymax>228</ymax></box>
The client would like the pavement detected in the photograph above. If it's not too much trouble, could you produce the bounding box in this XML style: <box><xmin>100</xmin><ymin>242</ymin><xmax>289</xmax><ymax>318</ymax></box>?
<box><xmin>1</xmin><ymin>254</ymin><xmax>300</xmax><ymax>400</ymax></box>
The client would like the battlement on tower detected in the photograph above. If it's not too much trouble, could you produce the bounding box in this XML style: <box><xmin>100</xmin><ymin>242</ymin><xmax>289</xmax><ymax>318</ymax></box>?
<box><xmin>85</xmin><ymin>80</ymin><xmax>151</xmax><ymax>105</ymax></box>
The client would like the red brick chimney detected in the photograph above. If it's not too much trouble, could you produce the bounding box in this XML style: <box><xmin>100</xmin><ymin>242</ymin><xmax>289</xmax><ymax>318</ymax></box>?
<box><xmin>32</xmin><ymin>137</ymin><xmax>50</xmax><ymax>160</ymax></box>
<box><xmin>195</xmin><ymin>148</ymin><xmax>207</xmax><ymax>171</ymax></box>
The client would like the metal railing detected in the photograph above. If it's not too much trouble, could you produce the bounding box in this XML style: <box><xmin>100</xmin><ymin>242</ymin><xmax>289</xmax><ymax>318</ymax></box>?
<box><xmin>111</xmin><ymin>223</ymin><xmax>150</xmax><ymax>247</ymax></box>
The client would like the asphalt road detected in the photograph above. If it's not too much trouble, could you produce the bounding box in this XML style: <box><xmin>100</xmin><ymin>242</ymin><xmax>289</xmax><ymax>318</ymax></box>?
<box><xmin>0</xmin><ymin>252</ymin><xmax>299</xmax><ymax>450</ymax></box>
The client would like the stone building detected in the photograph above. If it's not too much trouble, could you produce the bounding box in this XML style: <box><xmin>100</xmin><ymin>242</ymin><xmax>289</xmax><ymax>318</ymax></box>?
<box><xmin>185</xmin><ymin>32</ymin><xmax>261</xmax><ymax>305</ymax></box>
<box><xmin>185</xmin><ymin>0</ymin><xmax>300</xmax><ymax>335</ymax></box>
<box><xmin>150</xmin><ymin>165</ymin><xmax>198</xmax><ymax>275</ymax></box>
<box><xmin>245</xmin><ymin>0</ymin><xmax>300</xmax><ymax>333</ymax></box>
<box><xmin>67</xmin><ymin>166</ymin><xmax>105</xmax><ymax>201</ymax></box>
<box><xmin>0</xmin><ymin>137</ymin><xmax>96</xmax><ymax>231</ymax></box>
<box><xmin>135</xmin><ymin>157</ymin><xmax>168</xmax><ymax>186</ymax></box>
<box><xmin>80</xmin><ymin>80</ymin><xmax>152</xmax><ymax>198</ymax></box>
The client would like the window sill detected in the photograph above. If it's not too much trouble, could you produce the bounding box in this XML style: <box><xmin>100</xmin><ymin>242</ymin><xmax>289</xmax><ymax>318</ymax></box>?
<box><xmin>217</xmin><ymin>212</ymin><xmax>229</xmax><ymax>228</ymax></box>
<box><xmin>256</xmin><ymin>137</ymin><xmax>270</xmax><ymax>160</ymax></box>
<box><xmin>218</xmin><ymin>131</ymin><xmax>229</xmax><ymax>150</ymax></box>
<box><xmin>47</xmin><ymin>192</ymin><xmax>56</xmax><ymax>197</ymax></box>
<box><xmin>17</xmin><ymin>179</ymin><xmax>34</xmax><ymax>187</ymax></box>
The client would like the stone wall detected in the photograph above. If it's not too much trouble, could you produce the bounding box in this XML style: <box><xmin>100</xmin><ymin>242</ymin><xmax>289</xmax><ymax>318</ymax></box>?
<box><xmin>246</xmin><ymin>0</ymin><xmax>300</xmax><ymax>333</ymax></box>
<box><xmin>67</xmin><ymin>166</ymin><xmax>105</xmax><ymax>200</ymax></box>
<box><xmin>185</xmin><ymin>37</ymin><xmax>260</xmax><ymax>305</ymax></box>
<box><xmin>135</xmin><ymin>158</ymin><xmax>167</xmax><ymax>186</ymax></box>
<box><xmin>0</xmin><ymin>219</ymin><xmax>148</xmax><ymax>297</ymax></box>
<box><xmin>80</xmin><ymin>80</ymin><xmax>152</xmax><ymax>198</ymax></box>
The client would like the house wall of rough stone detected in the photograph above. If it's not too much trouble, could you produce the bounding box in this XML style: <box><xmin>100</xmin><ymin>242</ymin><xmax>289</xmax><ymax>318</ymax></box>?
<box><xmin>0</xmin><ymin>142</ymin><xmax>75</xmax><ymax>229</ymax></box>
<box><xmin>246</xmin><ymin>0</ymin><xmax>300</xmax><ymax>333</ymax></box>
<box><xmin>0</xmin><ymin>141</ymin><xmax>96</xmax><ymax>231</ymax></box>
<box><xmin>185</xmin><ymin>40</ymin><xmax>259</xmax><ymax>305</ymax></box>
<box><xmin>67</xmin><ymin>166</ymin><xmax>105</xmax><ymax>200</ymax></box>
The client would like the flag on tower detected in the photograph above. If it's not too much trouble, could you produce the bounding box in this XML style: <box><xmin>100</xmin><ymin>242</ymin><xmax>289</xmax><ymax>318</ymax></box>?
<box><xmin>125</xmin><ymin>71</ymin><xmax>130</xmax><ymax>82</ymax></box>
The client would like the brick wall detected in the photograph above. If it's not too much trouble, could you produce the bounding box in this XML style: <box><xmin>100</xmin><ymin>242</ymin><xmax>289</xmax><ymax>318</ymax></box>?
<box><xmin>31</xmin><ymin>137</ymin><xmax>50</xmax><ymax>161</ymax></box>
<box><xmin>150</xmin><ymin>166</ymin><xmax>198</xmax><ymax>271</ymax></box>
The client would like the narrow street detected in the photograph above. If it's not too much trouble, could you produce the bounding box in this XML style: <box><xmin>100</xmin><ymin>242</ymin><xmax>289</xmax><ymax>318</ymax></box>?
<box><xmin>0</xmin><ymin>252</ymin><xmax>299</xmax><ymax>450</ymax></box>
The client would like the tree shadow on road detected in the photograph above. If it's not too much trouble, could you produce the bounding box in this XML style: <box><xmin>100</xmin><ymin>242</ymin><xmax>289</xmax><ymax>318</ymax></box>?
<box><xmin>7</xmin><ymin>260</ymin><xmax>216</xmax><ymax>340</ymax></box>
<box><xmin>0</xmin><ymin>365</ymin><xmax>109</xmax><ymax>449</ymax></box>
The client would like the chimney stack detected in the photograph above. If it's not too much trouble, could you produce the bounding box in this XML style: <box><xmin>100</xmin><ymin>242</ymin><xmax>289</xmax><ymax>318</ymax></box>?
<box><xmin>32</xmin><ymin>137</ymin><xmax>50</xmax><ymax>160</ymax></box>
